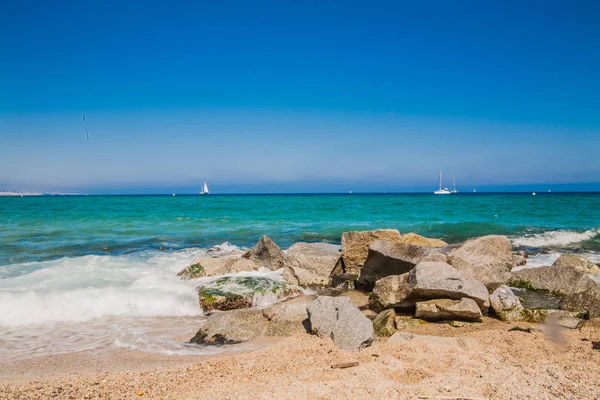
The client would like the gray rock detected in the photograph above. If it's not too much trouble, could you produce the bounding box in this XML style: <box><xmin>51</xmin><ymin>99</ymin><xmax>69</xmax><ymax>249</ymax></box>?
<box><xmin>357</xmin><ymin>240</ymin><xmax>447</xmax><ymax>291</ymax></box>
<box><xmin>190</xmin><ymin>308</ymin><xmax>268</xmax><ymax>344</ymax></box>
<box><xmin>191</xmin><ymin>299</ymin><xmax>311</xmax><ymax>344</ymax></box>
<box><xmin>286</xmin><ymin>242</ymin><xmax>340</xmax><ymax>286</ymax></box>
<box><xmin>372</xmin><ymin>309</ymin><xmax>396</xmax><ymax>337</ymax></box>
<box><xmin>242</xmin><ymin>235</ymin><xmax>287</xmax><ymax>270</ymax></box>
<box><xmin>511</xmin><ymin>265</ymin><xmax>590</xmax><ymax>295</ymax></box>
<box><xmin>559</xmin><ymin>277</ymin><xmax>600</xmax><ymax>319</ymax></box>
<box><xmin>242</xmin><ymin>236</ymin><xmax>299</xmax><ymax>284</ymax></box>
<box><xmin>415</xmin><ymin>298</ymin><xmax>482</xmax><ymax>322</ymax></box>
<box><xmin>369</xmin><ymin>273</ymin><xmax>412</xmax><ymax>312</ymax></box>
<box><xmin>340</xmin><ymin>229</ymin><xmax>402</xmax><ymax>275</ymax></box>
<box><xmin>307</xmin><ymin>296</ymin><xmax>374</xmax><ymax>351</ymax></box>
<box><xmin>553</xmin><ymin>254</ymin><xmax>600</xmax><ymax>274</ymax></box>
<box><xmin>447</xmin><ymin>235</ymin><xmax>514</xmax><ymax>290</ymax></box>
<box><xmin>408</xmin><ymin>262</ymin><xmax>490</xmax><ymax>310</ymax></box>
<box><xmin>490</xmin><ymin>285</ymin><xmax>526</xmax><ymax>322</ymax></box>
<box><xmin>387</xmin><ymin>332</ymin><xmax>478</xmax><ymax>349</ymax></box>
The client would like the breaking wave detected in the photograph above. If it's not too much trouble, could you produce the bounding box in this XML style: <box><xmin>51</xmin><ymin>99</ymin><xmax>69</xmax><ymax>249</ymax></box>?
<box><xmin>511</xmin><ymin>228</ymin><xmax>600</xmax><ymax>248</ymax></box>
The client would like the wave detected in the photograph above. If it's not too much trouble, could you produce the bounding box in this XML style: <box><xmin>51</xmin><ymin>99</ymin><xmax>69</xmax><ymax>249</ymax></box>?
<box><xmin>510</xmin><ymin>228</ymin><xmax>600</xmax><ymax>248</ymax></box>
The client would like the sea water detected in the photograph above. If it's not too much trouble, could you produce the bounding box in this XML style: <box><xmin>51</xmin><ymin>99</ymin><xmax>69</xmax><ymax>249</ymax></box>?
<box><xmin>1</xmin><ymin>193</ymin><xmax>600</xmax><ymax>359</ymax></box>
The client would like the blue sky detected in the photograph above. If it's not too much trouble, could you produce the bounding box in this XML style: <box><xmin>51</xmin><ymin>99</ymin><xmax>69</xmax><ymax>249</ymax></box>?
<box><xmin>1</xmin><ymin>0</ymin><xmax>599</xmax><ymax>193</ymax></box>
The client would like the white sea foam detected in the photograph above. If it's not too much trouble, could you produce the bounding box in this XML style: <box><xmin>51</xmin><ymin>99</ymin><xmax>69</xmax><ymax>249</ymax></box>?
<box><xmin>510</xmin><ymin>228</ymin><xmax>600</xmax><ymax>248</ymax></box>
<box><xmin>0</xmin><ymin>243</ymin><xmax>279</xmax><ymax>359</ymax></box>
<box><xmin>513</xmin><ymin>252</ymin><xmax>600</xmax><ymax>271</ymax></box>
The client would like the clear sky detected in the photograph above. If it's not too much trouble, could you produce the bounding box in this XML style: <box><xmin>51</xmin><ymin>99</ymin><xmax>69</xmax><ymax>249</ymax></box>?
<box><xmin>1</xmin><ymin>0</ymin><xmax>599</xmax><ymax>193</ymax></box>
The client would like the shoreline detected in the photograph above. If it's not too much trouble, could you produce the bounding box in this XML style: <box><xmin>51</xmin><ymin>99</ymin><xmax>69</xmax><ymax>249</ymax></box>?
<box><xmin>2</xmin><ymin>319</ymin><xmax>599</xmax><ymax>399</ymax></box>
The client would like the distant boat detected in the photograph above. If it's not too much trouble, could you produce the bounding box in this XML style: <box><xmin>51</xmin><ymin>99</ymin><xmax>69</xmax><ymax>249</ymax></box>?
<box><xmin>473</xmin><ymin>189</ymin><xmax>477</xmax><ymax>193</ymax></box>
<box><xmin>349</xmin><ymin>190</ymin><xmax>352</xmax><ymax>194</ymax></box>
<box><xmin>451</xmin><ymin>174</ymin><xmax>458</xmax><ymax>193</ymax></box>
<box><xmin>434</xmin><ymin>171</ymin><xmax>451</xmax><ymax>195</ymax></box>
<box><xmin>200</xmin><ymin>182</ymin><xmax>210</xmax><ymax>195</ymax></box>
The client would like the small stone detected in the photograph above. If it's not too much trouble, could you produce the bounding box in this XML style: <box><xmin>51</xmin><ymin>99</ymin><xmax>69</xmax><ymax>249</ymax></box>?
<box><xmin>372</xmin><ymin>309</ymin><xmax>396</xmax><ymax>337</ymax></box>
<box><xmin>137</xmin><ymin>389</ymin><xmax>144</xmax><ymax>396</ymax></box>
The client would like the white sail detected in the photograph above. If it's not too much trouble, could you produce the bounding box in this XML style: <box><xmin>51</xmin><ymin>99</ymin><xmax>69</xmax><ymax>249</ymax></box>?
<box><xmin>451</xmin><ymin>174</ymin><xmax>458</xmax><ymax>193</ymax></box>
<box><xmin>200</xmin><ymin>182</ymin><xmax>210</xmax><ymax>195</ymax></box>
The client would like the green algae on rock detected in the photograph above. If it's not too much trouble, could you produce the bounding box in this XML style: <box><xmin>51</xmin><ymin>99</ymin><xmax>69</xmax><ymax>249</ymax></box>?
<box><xmin>197</xmin><ymin>275</ymin><xmax>302</xmax><ymax>312</ymax></box>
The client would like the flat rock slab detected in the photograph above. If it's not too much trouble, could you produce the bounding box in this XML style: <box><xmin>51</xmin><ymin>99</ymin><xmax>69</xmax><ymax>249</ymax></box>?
<box><xmin>415</xmin><ymin>298</ymin><xmax>482</xmax><ymax>322</ymax></box>
<box><xmin>307</xmin><ymin>296</ymin><xmax>374</xmax><ymax>351</ymax></box>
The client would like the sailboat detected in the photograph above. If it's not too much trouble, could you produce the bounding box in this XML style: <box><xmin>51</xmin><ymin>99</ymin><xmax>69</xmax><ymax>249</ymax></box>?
<box><xmin>450</xmin><ymin>174</ymin><xmax>458</xmax><ymax>193</ymax></box>
<box><xmin>434</xmin><ymin>171</ymin><xmax>451</xmax><ymax>195</ymax></box>
<box><xmin>200</xmin><ymin>182</ymin><xmax>210</xmax><ymax>195</ymax></box>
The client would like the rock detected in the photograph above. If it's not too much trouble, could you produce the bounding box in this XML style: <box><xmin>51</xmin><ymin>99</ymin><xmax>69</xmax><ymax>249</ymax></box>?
<box><xmin>394</xmin><ymin>316</ymin><xmax>427</xmax><ymax>329</ymax></box>
<box><xmin>511</xmin><ymin>265</ymin><xmax>590</xmax><ymax>296</ymax></box>
<box><xmin>369</xmin><ymin>262</ymin><xmax>490</xmax><ymax>312</ymax></box>
<box><xmin>447</xmin><ymin>235</ymin><xmax>513</xmax><ymax>290</ymax></box>
<box><xmin>559</xmin><ymin>277</ymin><xmax>600</xmax><ymax>319</ymax></box>
<box><xmin>387</xmin><ymin>332</ymin><xmax>478</xmax><ymax>349</ymax></box>
<box><xmin>490</xmin><ymin>285</ymin><xmax>526</xmax><ymax>322</ymax></box>
<box><xmin>340</xmin><ymin>229</ymin><xmax>402</xmax><ymax>275</ymax></box>
<box><xmin>330</xmin><ymin>273</ymin><xmax>358</xmax><ymax>290</ymax></box>
<box><xmin>286</xmin><ymin>242</ymin><xmax>340</xmax><ymax>286</ymax></box>
<box><xmin>509</xmin><ymin>326</ymin><xmax>540</xmax><ymax>334</ymax></box>
<box><xmin>513</xmin><ymin>254</ymin><xmax>527</xmax><ymax>267</ymax></box>
<box><xmin>196</xmin><ymin>276</ymin><xmax>301</xmax><ymax>312</ymax></box>
<box><xmin>415</xmin><ymin>298</ymin><xmax>482</xmax><ymax>322</ymax></box>
<box><xmin>190</xmin><ymin>308</ymin><xmax>268</xmax><ymax>344</ymax></box>
<box><xmin>262</xmin><ymin>301</ymin><xmax>311</xmax><ymax>336</ymax></box>
<box><xmin>178</xmin><ymin>256</ymin><xmax>258</xmax><ymax>279</ymax></box>
<box><xmin>191</xmin><ymin>300</ymin><xmax>311</xmax><ymax>344</ymax></box>
<box><xmin>399</xmin><ymin>232</ymin><xmax>447</xmax><ymax>248</ymax></box>
<box><xmin>242</xmin><ymin>236</ymin><xmax>287</xmax><ymax>270</ymax></box>
<box><xmin>369</xmin><ymin>273</ymin><xmax>412</xmax><ymax>312</ymax></box>
<box><xmin>553</xmin><ymin>254</ymin><xmax>600</xmax><ymax>274</ymax></box>
<box><xmin>357</xmin><ymin>241</ymin><xmax>447</xmax><ymax>291</ymax></box>
<box><xmin>307</xmin><ymin>296</ymin><xmax>374</xmax><ymax>351</ymax></box>
<box><xmin>408</xmin><ymin>262</ymin><xmax>490</xmax><ymax>310</ymax></box>
<box><xmin>372</xmin><ymin>309</ymin><xmax>396</xmax><ymax>337</ymax></box>
<box><xmin>242</xmin><ymin>236</ymin><xmax>300</xmax><ymax>284</ymax></box>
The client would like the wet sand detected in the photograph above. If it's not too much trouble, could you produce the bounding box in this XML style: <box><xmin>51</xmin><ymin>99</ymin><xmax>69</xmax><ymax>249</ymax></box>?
<box><xmin>2</xmin><ymin>318</ymin><xmax>599</xmax><ymax>399</ymax></box>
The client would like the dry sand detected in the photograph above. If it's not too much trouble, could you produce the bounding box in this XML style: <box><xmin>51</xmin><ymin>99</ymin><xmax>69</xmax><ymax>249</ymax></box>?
<box><xmin>1</xmin><ymin>318</ymin><xmax>599</xmax><ymax>399</ymax></box>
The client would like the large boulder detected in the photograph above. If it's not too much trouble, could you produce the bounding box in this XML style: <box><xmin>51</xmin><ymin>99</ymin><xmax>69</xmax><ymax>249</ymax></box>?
<box><xmin>190</xmin><ymin>300</ymin><xmax>310</xmax><ymax>344</ymax></box>
<box><xmin>559</xmin><ymin>277</ymin><xmax>600</xmax><ymax>319</ymax></box>
<box><xmin>196</xmin><ymin>275</ymin><xmax>302</xmax><ymax>312</ymax></box>
<box><xmin>369</xmin><ymin>262</ymin><xmax>490</xmax><ymax>311</ymax></box>
<box><xmin>242</xmin><ymin>235</ymin><xmax>287</xmax><ymax>270</ymax></box>
<box><xmin>178</xmin><ymin>256</ymin><xmax>258</xmax><ymax>279</ymax></box>
<box><xmin>242</xmin><ymin>236</ymin><xmax>299</xmax><ymax>284</ymax></box>
<box><xmin>357</xmin><ymin>241</ymin><xmax>447</xmax><ymax>291</ymax></box>
<box><xmin>447</xmin><ymin>235</ymin><xmax>513</xmax><ymax>290</ymax></box>
<box><xmin>489</xmin><ymin>285</ymin><xmax>527</xmax><ymax>322</ymax></box>
<box><xmin>285</xmin><ymin>242</ymin><xmax>340</xmax><ymax>286</ymax></box>
<box><xmin>369</xmin><ymin>273</ymin><xmax>412</xmax><ymax>312</ymax></box>
<box><xmin>340</xmin><ymin>229</ymin><xmax>402</xmax><ymax>275</ymax></box>
<box><xmin>307</xmin><ymin>296</ymin><xmax>374</xmax><ymax>351</ymax></box>
<box><xmin>372</xmin><ymin>309</ymin><xmax>396</xmax><ymax>337</ymax></box>
<box><xmin>553</xmin><ymin>254</ymin><xmax>600</xmax><ymax>274</ymax></box>
<box><xmin>415</xmin><ymin>298</ymin><xmax>482</xmax><ymax>322</ymax></box>
<box><xmin>511</xmin><ymin>265</ymin><xmax>590</xmax><ymax>296</ymax></box>
<box><xmin>408</xmin><ymin>262</ymin><xmax>490</xmax><ymax>310</ymax></box>
<box><xmin>400</xmin><ymin>232</ymin><xmax>447</xmax><ymax>248</ymax></box>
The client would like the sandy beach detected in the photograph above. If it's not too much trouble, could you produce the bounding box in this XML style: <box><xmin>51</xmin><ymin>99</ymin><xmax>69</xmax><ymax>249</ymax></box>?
<box><xmin>2</xmin><ymin>318</ymin><xmax>599</xmax><ymax>400</ymax></box>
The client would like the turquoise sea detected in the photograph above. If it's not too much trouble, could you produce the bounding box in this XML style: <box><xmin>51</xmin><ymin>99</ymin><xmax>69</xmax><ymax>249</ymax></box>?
<box><xmin>1</xmin><ymin>193</ymin><xmax>599</xmax><ymax>359</ymax></box>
